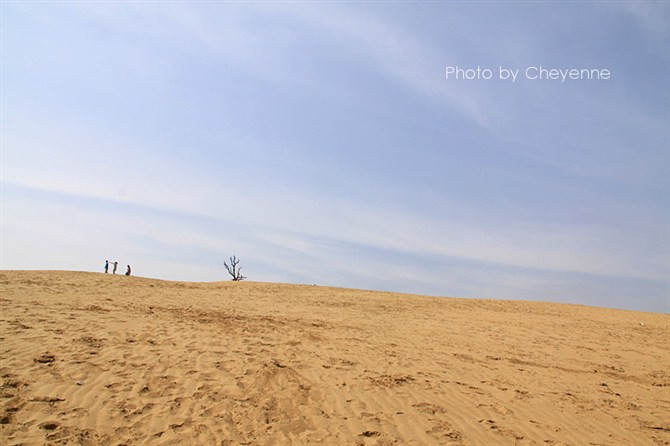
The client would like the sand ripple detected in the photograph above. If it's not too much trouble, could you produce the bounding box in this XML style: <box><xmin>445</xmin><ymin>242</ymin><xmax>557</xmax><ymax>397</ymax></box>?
<box><xmin>1</xmin><ymin>270</ymin><xmax>668</xmax><ymax>445</ymax></box>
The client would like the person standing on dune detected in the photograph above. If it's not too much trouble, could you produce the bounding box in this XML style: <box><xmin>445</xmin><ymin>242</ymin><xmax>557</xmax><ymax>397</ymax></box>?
<box><xmin>125</xmin><ymin>265</ymin><xmax>131</xmax><ymax>276</ymax></box>
<box><xmin>113</xmin><ymin>261</ymin><xmax>118</xmax><ymax>274</ymax></box>
<box><xmin>104</xmin><ymin>260</ymin><xmax>109</xmax><ymax>274</ymax></box>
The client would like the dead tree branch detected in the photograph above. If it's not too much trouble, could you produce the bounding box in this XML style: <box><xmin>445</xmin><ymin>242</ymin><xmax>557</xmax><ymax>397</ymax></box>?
<box><xmin>224</xmin><ymin>255</ymin><xmax>246</xmax><ymax>281</ymax></box>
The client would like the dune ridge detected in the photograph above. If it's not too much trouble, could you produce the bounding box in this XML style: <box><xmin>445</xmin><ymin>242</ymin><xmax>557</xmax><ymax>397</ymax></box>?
<box><xmin>1</xmin><ymin>270</ymin><xmax>668</xmax><ymax>445</ymax></box>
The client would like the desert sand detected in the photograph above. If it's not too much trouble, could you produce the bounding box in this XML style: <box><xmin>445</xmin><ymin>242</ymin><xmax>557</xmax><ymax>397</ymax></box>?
<box><xmin>0</xmin><ymin>270</ymin><xmax>668</xmax><ymax>445</ymax></box>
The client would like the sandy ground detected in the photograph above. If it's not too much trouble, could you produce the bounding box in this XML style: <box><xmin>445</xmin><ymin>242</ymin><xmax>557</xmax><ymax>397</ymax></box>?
<box><xmin>0</xmin><ymin>270</ymin><xmax>668</xmax><ymax>445</ymax></box>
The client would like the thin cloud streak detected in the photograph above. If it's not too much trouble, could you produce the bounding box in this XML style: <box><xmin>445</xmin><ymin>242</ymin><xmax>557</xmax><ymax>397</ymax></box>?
<box><xmin>4</xmin><ymin>181</ymin><xmax>666</xmax><ymax>284</ymax></box>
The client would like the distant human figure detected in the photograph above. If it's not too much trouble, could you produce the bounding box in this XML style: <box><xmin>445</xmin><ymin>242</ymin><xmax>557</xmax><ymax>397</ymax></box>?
<box><xmin>104</xmin><ymin>260</ymin><xmax>109</xmax><ymax>274</ymax></box>
<box><xmin>113</xmin><ymin>261</ymin><xmax>118</xmax><ymax>274</ymax></box>
<box><xmin>125</xmin><ymin>265</ymin><xmax>131</xmax><ymax>276</ymax></box>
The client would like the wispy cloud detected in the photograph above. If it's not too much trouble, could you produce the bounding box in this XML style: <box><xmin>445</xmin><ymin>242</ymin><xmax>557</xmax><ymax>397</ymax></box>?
<box><xmin>600</xmin><ymin>1</ymin><xmax>670</xmax><ymax>41</ymax></box>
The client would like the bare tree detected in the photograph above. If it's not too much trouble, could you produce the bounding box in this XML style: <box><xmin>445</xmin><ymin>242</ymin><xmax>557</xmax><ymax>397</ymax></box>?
<box><xmin>224</xmin><ymin>255</ymin><xmax>246</xmax><ymax>281</ymax></box>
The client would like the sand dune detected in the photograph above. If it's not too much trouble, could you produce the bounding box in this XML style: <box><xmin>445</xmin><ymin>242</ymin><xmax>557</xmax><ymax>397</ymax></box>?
<box><xmin>0</xmin><ymin>270</ymin><xmax>668</xmax><ymax>445</ymax></box>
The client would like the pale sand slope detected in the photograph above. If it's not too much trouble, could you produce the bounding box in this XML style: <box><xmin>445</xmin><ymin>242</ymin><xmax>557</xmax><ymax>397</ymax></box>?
<box><xmin>0</xmin><ymin>271</ymin><xmax>668</xmax><ymax>446</ymax></box>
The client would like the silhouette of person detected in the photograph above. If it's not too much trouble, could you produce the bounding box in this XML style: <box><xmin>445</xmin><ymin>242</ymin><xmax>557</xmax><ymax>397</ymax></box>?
<box><xmin>113</xmin><ymin>261</ymin><xmax>118</xmax><ymax>274</ymax></box>
<box><xmin>104</xmin><ymin>260</ymin><xmax>109</xmax><ymax>274</ymax></box>
<box><xmin>125</xmin><ymin>265</ymin><xmax>131</xmax><ymax>276</ymax></box>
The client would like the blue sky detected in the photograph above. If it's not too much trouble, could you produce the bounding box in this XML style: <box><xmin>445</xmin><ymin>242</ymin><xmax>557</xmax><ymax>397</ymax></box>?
<box><xmin>2</xmin><ymin>2</ymin><xmax>668</xmax><ymax>312</ymax></box>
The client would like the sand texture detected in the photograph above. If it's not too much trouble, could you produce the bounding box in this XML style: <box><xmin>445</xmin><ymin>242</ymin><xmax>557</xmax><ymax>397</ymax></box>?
<box><xmin>0</xmin><ymin>270</ymin><xmax>668</xmax><ymax>445</ymax></box>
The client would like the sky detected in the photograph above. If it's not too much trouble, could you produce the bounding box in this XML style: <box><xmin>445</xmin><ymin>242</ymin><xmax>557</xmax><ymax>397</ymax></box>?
<box><xmin>1</xmin><ymin>1</ymin><xmax>668</xmax><ymax>313</ymax></box>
